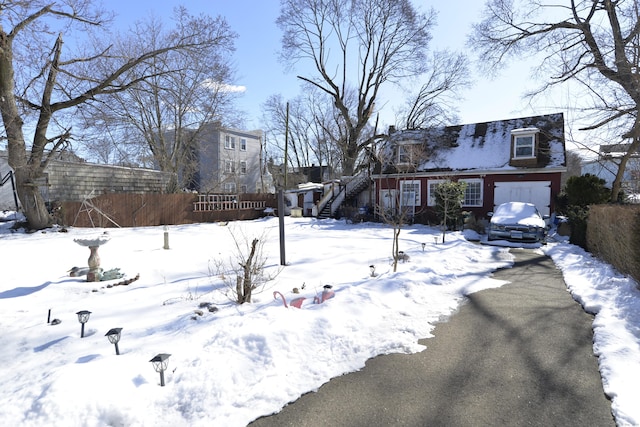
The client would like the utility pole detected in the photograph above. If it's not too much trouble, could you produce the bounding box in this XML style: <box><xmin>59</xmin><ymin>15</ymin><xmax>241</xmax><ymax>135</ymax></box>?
<box><xmin>278</xmin><ymin>102</ymin><xmax>290</xmax><ymax>266</ymax></box>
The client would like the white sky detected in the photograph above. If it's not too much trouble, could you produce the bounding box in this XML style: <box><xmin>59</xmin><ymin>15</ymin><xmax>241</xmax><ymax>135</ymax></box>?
<box><xmin>104</xmin><ymin>0</ymin><xmax>568</xmax><ymax>133</ymax></box>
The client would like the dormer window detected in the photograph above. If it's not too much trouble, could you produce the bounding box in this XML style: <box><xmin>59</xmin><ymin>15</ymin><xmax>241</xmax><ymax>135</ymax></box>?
<box><xmin>396</xmin><ymin>140</ymin><xmax>421</xmax><ymax>165</ymax></box>
<box><xmin>398</xmin><ymin>145</ymin><xmax>411</xmax><ymax>163</ymax></box>
<box><xmin>511</xmin><ymin>128</ymin><xmax>539</xmax><ymax>159</ymax></box>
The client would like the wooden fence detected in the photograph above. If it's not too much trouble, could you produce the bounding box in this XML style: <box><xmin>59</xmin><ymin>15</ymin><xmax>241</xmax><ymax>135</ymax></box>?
<box><xmin>60</xmin><ymin>193</ymin><xmax>277</xmax><ymax>228</ymax></box>
<box><xmin>192</xmin><ymin>194</ymin><xmax>266</xmax><ymax>212</ymax></box>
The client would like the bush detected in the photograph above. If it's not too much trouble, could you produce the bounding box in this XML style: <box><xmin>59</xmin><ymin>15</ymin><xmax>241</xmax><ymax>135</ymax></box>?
<box><xmin>558</xmin><ymin>174</ymin><xmax>611</xmax><ymax>248</ymax></box>
<box><xmin>433</xmin><ymin>180</ymin><xmax>466</xmax><ymax>230</ymax></box>
<box><xmin>562</xmin><ymin>173</ymin><xmax>611</xmax><ymax>208</ymax></box>
<box><xmin>566</xmin><ymin>206</ymin><xmax>589</xmax><ymax>248</ymax></box>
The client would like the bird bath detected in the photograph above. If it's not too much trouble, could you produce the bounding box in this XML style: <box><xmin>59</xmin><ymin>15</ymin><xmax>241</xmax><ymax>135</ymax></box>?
<box><xmin>74</xmin><ymin>234</ymin><xmax>111</xmax><ymax>282</ymax></box>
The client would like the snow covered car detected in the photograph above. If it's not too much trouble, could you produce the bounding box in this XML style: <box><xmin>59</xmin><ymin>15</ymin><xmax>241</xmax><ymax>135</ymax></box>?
<box><xmin>487</xmin><ymin>202</ymin><xmax>547</xmax><ymax>242</ymax></box>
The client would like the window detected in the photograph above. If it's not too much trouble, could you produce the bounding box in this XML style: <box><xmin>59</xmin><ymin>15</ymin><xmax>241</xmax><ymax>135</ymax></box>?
<box><xmin>461</xmin><ymin>179</ymin><xmax>483</xmax><ymax>207</ymax></box>
<box><xmin>398</xmin><ymin>145</ymin><xmax>411</xmax><ymax>163</ymax></box>
<box><xmin>240</xmin><ymin>184</ymin><xmax>248</xmax><ymax>193</ymax></box>
<box><xmin>240</xmin><ymin>138</ymin><xmax>247</xmax><ymax>151</ymax></box>
<box><xmin>225</xmin><ymin>135</ymin><xmax>236</xmax><ymax>150</ymax></box>
<box><xmin>239</xmin><ymin>161</ymin><xmax>247</xmax><ymax>174</ymax></box>
<box><xmin>511</xmin><ymin>129</ymin><xmax>538</xmax><ymax>159</ymax></box>
<box><xmin>514</xmin><ymin>136</ymin><xmax>534</xmax><ymax>158</ymax></box>
<box><xmin>400</xmin><ymin>180</ymin><xmax>421</xmax><ymax>206</ymax></box>
<box><xmin>427</xmin><ymin>179</ymin><xmax>446</xmax><ymax>206</ymax></box>
<box><xmin>396</xmin><ymin>141</ymin><xmax>421</xmax><ymax>164</ymax></box>
<box><xmin>427</xmin><ymin>178</ymin><xmax>483</xmax><ymax>207</ymax></box>
<box><xmin>224</xmin><ymin>160</ymin><xmax>235</xmax><ymax>173</ymax></box>
<box><xmin>224</xmin><ymin>182</ymin><xmax>237</xmax><ymax>193</ymax></box>
<box><xmin>379</xmin><ymin>189</ymin><xmax>398</xmax><ymax>211</ymax></box>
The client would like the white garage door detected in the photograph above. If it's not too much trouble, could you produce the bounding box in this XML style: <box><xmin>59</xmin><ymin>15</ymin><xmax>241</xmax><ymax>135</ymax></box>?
<box><xmin>494</xmin><ymin>181</ymin><xmax>551</xmax><ymax>216</ymax></box>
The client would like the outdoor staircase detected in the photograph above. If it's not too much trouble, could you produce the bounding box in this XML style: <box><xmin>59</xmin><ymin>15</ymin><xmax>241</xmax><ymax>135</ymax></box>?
<box><xmin>316</xmin><ymin>171</ymin><xmax>370</xmax><ymax>219</ymax></box>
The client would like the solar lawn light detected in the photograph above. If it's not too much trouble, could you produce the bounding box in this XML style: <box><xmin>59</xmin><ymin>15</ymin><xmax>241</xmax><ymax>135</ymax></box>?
<box><xmin>163</xmin><ymin>225</ymin><xmax>170</xmax><ymax>250</ymax></box>
<box><xmin>76</xmin><ymin>310</ymin><xmax>92</xmax><ymax>338</ymax></box>
<box><xmin>422</xmin><ymin>242</ymin><xmax>426</xmax><ymax>252</ymax></box>
<box><xmin>150</xmin><ymin>353</ymin><xmax>171</xmax><ymax>386</ymax></box>
<box><xmin>105</xmin><ymin>328</ymin><xmax>123</xmax><ymax>355</ymax></box>
<box><xmin>369</xmin><ymin>264</ymin><xmax>376</xmax><ymax>277</ymax></box>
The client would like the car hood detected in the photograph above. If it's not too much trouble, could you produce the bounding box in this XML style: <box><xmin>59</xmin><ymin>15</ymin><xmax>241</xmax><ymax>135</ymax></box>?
<box><xmin>491</xmin><ymin>203</ymin><xmax>546</xmax><ymax>228</ymax></box>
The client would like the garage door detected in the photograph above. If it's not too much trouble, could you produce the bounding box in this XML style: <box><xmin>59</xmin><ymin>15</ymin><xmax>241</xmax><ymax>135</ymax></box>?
<box><xmin>494</xmin><ymin>181</ymin><xmax>551</xmax><ymax>216</ymax></box>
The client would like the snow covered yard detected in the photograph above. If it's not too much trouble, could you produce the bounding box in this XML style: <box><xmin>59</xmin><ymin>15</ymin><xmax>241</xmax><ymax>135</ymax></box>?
<box><xmin>0</xmin><ymin>214</ymin><xmax>638</xmax><ymax>426</ymax></box>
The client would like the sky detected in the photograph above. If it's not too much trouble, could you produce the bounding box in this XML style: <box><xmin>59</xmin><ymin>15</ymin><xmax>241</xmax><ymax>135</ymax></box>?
<box><xmin>104</xmin><ymin>0</ymin><xmax>565</xmax><ymax>134</ymax></box>
<box><xmin>0</xmin><ymin>213</ymin><xmax>638</xmax><ymax>426</ymax></box>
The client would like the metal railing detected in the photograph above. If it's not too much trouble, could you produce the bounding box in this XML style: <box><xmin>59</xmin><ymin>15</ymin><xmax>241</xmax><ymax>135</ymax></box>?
<box><xmin>315</xmin><ymin>171</ymin><xmax>370</xmax><ymax>218</ymax></box>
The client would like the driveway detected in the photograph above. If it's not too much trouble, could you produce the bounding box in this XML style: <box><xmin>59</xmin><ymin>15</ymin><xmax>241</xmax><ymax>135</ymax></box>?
<box><xmin>250</xmin><ymin>248</ymin><xmax>614</xmax><ymax>426</ymax></box>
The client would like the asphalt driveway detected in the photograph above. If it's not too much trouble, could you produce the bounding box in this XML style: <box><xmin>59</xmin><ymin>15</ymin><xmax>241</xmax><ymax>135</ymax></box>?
<box><xmin>250</xmin><ymin>248</ymin><xmax>614</xmax><ymax>426</ymax></box>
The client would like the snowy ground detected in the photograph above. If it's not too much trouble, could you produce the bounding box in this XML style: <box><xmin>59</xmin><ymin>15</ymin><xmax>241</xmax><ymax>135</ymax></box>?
<box><xmin>0</xmin><ymin>212</ymin><xmax>638</xmax><ymax>426</ymax></box>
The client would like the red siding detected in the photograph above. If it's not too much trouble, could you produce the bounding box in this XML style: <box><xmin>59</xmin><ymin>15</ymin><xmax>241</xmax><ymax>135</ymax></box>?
<box><xmin>374</xmin><ymin>172</ymin><xmax>562</xmax><ymax>221</ymax></box>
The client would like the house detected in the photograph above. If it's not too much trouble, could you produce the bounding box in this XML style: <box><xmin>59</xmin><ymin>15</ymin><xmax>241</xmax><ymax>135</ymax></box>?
<box><xmin>371</xmin><ymin>113</ymin><xmax>567</xmax><ymax>222</ymax></box>
<box><xmin>297</xmin><ymin>165</ymin><xmax>332</xmax><ymax>183</ymax></box>
<box><xmin>0</xmin><ymin>154</ymin><xmax>19</xmax><ymax>210</ymax></box>
<box><xmin>0</xmin><ymin>150</ymin><xmax>175</xmax><ymax>209</ymax></box>
<box><xmin>285</xmin><ymin>182</ymin><xmax>325</xmax><ymax>216</ymax></box>
<box><xmin>193</xmin><ymin>124</ymin><xmax>271</xmax><ymax>194</ymax></box>
<box><xmin>581</xmin><ymin>144</ymin><xmax>640</xmax><ymax>200</ymax></box>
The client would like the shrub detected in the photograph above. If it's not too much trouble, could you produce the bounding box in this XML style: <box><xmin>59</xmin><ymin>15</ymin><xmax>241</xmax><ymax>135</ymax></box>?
<box><xmin>558</xmin><ymin>174</ymin><xmax>611</xmax><ymax>248</ymax></box>
<box><xmin>562</xmin><ymin>174</ymin><xmax>611</xmax><ymax>208</ymax></box>
<box><xmin>434</xmin><ymin>180</ymin><xmax>466</xmax><ymax>230</ymax></box>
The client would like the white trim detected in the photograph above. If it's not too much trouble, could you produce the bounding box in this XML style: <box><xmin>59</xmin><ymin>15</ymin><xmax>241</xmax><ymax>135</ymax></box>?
<box><xmin>460</xmin><ymin>178</ymin><xmax>483</xmax><ymax>207</ymax></box>
<box><xmin>511</xmin><ymin>127</ymin><xmax>540</xmax><ymax>135</ymax></box>
<box><xmin>395</xmin><ymin>140</ymin><xmax>421</xmax><ymax>165</ymax></box>
<box><xmin>224</xmin><ymin>135</ymin><xmax>236</xmax><ymax>150</ymax></box>
<box><xmin>513</xmin><ymin>134</ymin><xmax>536</xmax><ymax>159</ymax></box>
<box><xmin>379</xmin><ymin>188</ymin><xmax>398</xmax><ymax>211</ymax></box>
<box><xmin>223</xmin><ymin>182</ymin><xmax>237</xmax><ymax>193</ymax></box>
<box><xmin>372</xmin><ymin>167</ymin><xmax>566</xmax><ymax>180</ymax></box>
<box><xmin>224</xmin><ymin>160</ymin><xmax>235</xmax><ymax>173</ymax></box>
<box><xmin>427</xmin><ymin>179</ymin><xmax>446</xmax><ymax>206</ymax></box>
<box><xmin>511</xmin><ymin>128</ymin><xmax>539</xmax><ymax>160</ymax></box>
<box><xmin>399</xmin><ymin>180</ymin><xmax>421</xmax><ymax>207</ymax></box>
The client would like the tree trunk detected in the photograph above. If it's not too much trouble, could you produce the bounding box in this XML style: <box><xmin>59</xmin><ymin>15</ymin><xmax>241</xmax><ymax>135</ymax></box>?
<box><xmin>14</xmin><ymin>169</ymin><xmax>52</xmax><ymax>229</ymax></box>
<box><xmin>239</xmin><ymin>238</ymin><xmax>259</xmax><ymax>304</ymax></box>
<box><xmin>392</xmin><ymin>225</ymin><xmax>401</xmax><ymax>272</ymax></box>
<box><xmin>0</xmin><ymin>29</ymin><xmax>51</xmax><ymax>229</ymax></box>
<box><xmin>610</xmin><ymin>136</ymin><xmax>639</xmax><ymax>202</ymax></box>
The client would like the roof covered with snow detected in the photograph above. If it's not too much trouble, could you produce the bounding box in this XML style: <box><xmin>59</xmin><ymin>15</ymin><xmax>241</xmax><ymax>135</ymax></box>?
<box><xmin>382</xmin><ymin>113</ymin><xmax>566</xmax><ymax>174</ymax></box>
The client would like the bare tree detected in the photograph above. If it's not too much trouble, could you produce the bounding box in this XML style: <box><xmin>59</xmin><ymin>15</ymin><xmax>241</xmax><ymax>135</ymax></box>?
<box><xmin>433</xmin><ymin>180</ymin><xmax>467</xmax><ymax>244</ymax></box>
<box><xmin>80</xmin><ymin>7</ymin><xmax>239</xmax><ymax>191</ymax></box>
<box><xmin>213</xmin><ymin>226</ymin><xmax>272</xmax><ymax>304</ymax></box>
<box><xmin>0</xmin><ymin>1</ymin><xmax>237</xmax><ymax>229</ymax></box>
<box><xmin>262</xmin><ymin>87</ymin><xmax>343</xmax><ymax>178</ymax></box>
<box><xmin>470</xmin><ymin>0</ymin><xmax>640</xmax><ymax>202</ymax></box>
<box><xmin>397</xmin><ymin>50</ymin><xmax>472</xmax><ymax>130</ymax></box>
<box><xmin>277</xmin><ymin>0</ymin><xmax>436</xmax><ymax>176</ymax></box>
<box><xmin>375</xmin><ymin>142</ymin><xmax>427</xmax><ymax>272</ymax></box>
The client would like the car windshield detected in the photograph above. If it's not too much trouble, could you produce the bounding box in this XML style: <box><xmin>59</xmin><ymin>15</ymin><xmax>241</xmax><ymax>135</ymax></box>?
<box><xmin>492</xmin><ymin>202</ymin><xmax>542</xmax><ymax>226</ymax></box>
